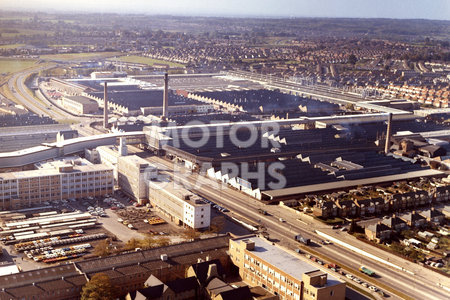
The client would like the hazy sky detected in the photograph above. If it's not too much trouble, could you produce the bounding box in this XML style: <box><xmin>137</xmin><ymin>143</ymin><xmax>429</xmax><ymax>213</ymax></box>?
<box><xmin>3</xmin><ymin>0</ymin><xmax>450</xmax><ymax>20</ymax></box>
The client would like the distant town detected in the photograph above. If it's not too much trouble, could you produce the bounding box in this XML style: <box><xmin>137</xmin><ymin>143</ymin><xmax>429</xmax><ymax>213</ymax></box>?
<box><xmin>0</xmin><ymin>10</ymin><xmax>449</xmax><ymax>300</ymax></box>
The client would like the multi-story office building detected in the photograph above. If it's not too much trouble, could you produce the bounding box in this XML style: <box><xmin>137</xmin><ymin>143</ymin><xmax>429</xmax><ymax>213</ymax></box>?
<box><xmin>0</xmin><ymin>163</ymin><xmax>114</xmax><ymax>210</ymax></box>
<box><xmin>229</xmin><ymin>235</ymin><xmax>345</xmax><ymax>300</ymax></box>
<box><xmin>148</xmin><ymin>178</ymin><xmax>210</xmax><ymax>229</ymax></box>
<box><xmin>118</xmin><ymin>155</ymin><xmax>156</xmax><ymax>202</ymax></box>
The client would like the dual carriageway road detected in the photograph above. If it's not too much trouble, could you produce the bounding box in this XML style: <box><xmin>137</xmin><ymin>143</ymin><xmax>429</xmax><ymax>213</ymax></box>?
<box><xmin>145</xmin><ymin>155</ymin><xmax>449</xmax><ymax>300</ymax></box>
<box><xmin>7</xmin><ymin>64</ymin><xmax>103</xmax><ymax>136</ymax></box>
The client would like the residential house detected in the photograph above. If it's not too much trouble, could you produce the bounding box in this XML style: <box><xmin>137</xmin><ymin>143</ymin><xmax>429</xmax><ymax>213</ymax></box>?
<box><xmin>390</xmin><ymin>193</ymin><xmax>408</xmax><ymax>211</ymax></box>
<box><xmin>399</xmin><ymin>211</ymin><xmax>427</xmax><ymax>228</ymax></box>
<box><xmin>336</xmin><ymin>200</ymin><xmax>358</xmax><ymax>218</ymax></box>
<box><xmin>365</xmin><ymin>222</ymin><xmax>392</xmax><ymax>243</ymax></box>
<box><xmin>417</xmin><ymin>190</ymin><xmax>432</xmax><ymax>206</ymax></box>
<box><xmin>433</xmin><ymin>186</ymin><xmax>450</xmax><ymax>203</ymax></box>
<box><xmin>354</xmin><ymin>198</ymin><xmax>376</xmax><ymax>217</ymax></box>
<box><xmin>186</xmin><ymin>259</ymin><xmax>225</xmax><ymax>288</ymax></box>
<box><xmin>206</xmin><ymin>278</ymin><xmax>253</xmax><ymax>300</ymax></box>
<box><xmin>372</xmin><ymin>198</ymin><xmax>386</xmax><ymax>214</ymax></box>
<box><xmin>313</xmin><ymin>201</ymin><xmax>338</xmax><ymax>219</ymax></box>
<box><xmin>381</xmin><ymin>214</ymin><xmax>408</xmax><ymax>233</ymax></box>
<box><xmin>418</xmin><ymin>208</ymin><xmax>445</xmax><ymax>225</ymax></box>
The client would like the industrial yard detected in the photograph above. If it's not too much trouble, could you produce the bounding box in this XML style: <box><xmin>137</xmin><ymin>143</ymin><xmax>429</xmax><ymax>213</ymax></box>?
<box><xmin>0</xmin><ymin>191</ymin><xmax>207</xmax><ymax>271</ymax></box>
<box><xmin>0</xmin><ymin>206</ymin><xmax>111</xmax><ymax>267</ymax></box>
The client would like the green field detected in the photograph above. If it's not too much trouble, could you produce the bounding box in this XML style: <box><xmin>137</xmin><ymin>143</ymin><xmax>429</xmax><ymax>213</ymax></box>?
<box><xmin>0</xmin><ymin>44</ymin><xmax>25</xmax><ymax>49</ymax></box>
<box><xmin>117</xmin><ymin>55</ymin><xmax>185</xmax><ymax>68</ymax></box>
<box><xmin>0</xmin><ymin>58</ymin><xmax>37</xmax><ymax>74</ymax></box>
<box><xmin>49</xmin><ymin>44</ymin><xmax>88</xmax><ymax>48</ymax></box>
<box><xmin>0</xmin><ymin>28</ymin><xmax>53</xmax><ymax>38</ymax></box>
<box><xmin>40</xmin><ymin>51</ymin><xmax>121</xmax><ymax>61</ymax></box>
<box><xmin>0</xmin><ymin>16</ymin><xmax>31</xmax><ymax>21</ymax></box>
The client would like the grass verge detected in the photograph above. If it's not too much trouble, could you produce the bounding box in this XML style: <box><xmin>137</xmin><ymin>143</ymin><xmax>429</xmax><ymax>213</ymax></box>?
<box><xmin>0</xmin><ymin>58</ymin><xmax>38</xmax><ymax>74</ymax></box>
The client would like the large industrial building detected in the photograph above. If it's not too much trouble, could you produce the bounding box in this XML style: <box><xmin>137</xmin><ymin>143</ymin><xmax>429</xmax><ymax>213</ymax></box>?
<box><xmin>118</xmin><ymin>155</ymin><xmax>156</xmax><ymax>202</ymax></box>
<box><xmin>0</xmin><ymin>235</ymin><xmax>232</xmax><ymax>299</ymax></box>
<box><xmin>0</xmin><ymin>161</ymin><xmax>114</xmax><ymax>210</ymax></box>
<box><xmin>0</xmin><ymin>113</ymin><xmax>447</xmax><ymax>203</ymax></box>
<box><xmin>195</xmin><ymin>89</ymin><xmax>341</xmax><ymax>115</ymax></box>
<box><xmin>229</xmin><ymin>235</ymin><xmax>346</xmax><ymax>300</ymax></box>
<box><xmin>61</xmin><ymin>95</ymin><xmax>99</xmax><ymax>115</ymax></box>
<box><xmin>0</xmin><ymin>124</ymin><xmax>78</xmax><ymax>153</ymax></box>
<box><xmin>148</xmin><ymin>177</ymin><xmax>211</xmax><ymax>229</ymax></box>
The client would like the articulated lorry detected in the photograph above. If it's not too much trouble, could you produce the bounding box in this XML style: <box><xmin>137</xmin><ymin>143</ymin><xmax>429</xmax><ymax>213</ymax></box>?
<box><xmin>359</xmin><ymin>266</ymin><xmax>375</xmax><ymax>276</ymax></box>
<box><xmin>294</xmin><ymin>234</ymin><xmax>310</xmax><ymax>245</ymax></box>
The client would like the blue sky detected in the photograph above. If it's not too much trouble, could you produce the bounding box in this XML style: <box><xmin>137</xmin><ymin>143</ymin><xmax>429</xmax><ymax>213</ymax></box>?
<box><xmin>4</xmin><ymin>0</ymin><xmax>450</xmax><ymax>20</ymax></box>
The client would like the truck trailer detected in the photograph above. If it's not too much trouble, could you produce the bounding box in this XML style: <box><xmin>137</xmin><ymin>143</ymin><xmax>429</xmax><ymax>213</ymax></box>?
<box><xmin>294</xmin><ymin>234</ymin><xmax>310</xmax><ymax>245</ymax></box>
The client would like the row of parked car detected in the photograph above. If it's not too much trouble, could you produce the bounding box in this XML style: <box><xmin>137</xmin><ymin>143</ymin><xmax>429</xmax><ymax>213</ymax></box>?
<box><xmin>204</xmin><ymin>199</ymin><xmax>229</xmax><ymax>212</ymax></box>
<box><xmin>103</xmin><ymin>197</ymin><xmax>126</xmax><ymax>210</ymax></box>
<box><xmin>305</xmin><ymin>254</ymin><xmax>384</xmax><ymax>296</ymax></box>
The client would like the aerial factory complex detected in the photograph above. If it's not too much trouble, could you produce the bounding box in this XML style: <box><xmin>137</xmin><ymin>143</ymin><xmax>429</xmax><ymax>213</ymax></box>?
<box><xmin>0</xmin><ymin>8</ymin><xmax>449</xmax><ymax>300</ymax></box>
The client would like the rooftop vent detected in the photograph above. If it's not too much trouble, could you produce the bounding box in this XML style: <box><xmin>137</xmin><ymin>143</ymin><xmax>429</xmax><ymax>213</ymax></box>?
<box><xmin>241</xmin><ymin>239</ymin><xmax>255</xmax><ymax>251</ymax></box>
<box><xmin>161</xmin><ymin>254</ymin><xmax>168</xmax><ymax>261</ymax></box>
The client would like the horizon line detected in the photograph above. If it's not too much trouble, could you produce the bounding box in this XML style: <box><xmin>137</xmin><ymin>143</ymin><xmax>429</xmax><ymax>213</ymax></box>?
<box><xmin>0</xmin><ymin>8</ymin><xmax>449</xmax><ymax>22</ymax></box>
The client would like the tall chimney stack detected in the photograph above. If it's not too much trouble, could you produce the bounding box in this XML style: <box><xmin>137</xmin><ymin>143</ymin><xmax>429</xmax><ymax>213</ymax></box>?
<box><xmin>162</xmin><ymin>73</ymin><xmax>169</xmax><ymax>118</ymax></box>
<box><xmin>103</xmin><ymin>82</ymin><xmax>109</xmax><ymax>129</ymax></box>
<box><xmin>385</xmin><ymin>113</ymin><xmax>393</xmax><ymax>154</ymax></box>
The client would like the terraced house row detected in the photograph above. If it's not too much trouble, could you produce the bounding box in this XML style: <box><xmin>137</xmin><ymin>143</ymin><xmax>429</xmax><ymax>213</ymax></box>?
<box><xmin>313</xmin><ymin>184</ymin><xmax>449</xmax><ymax>219</ymax></box>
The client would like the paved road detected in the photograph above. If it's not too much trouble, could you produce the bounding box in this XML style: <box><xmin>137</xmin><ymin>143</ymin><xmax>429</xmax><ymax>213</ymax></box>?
<box><xmin>100</xmin><ymin>208</ymin><xmax>147</xmax><ymax>242</ymax></box>
<box><xmin>8</xmin><ymin>65</ymin><xmax>104</xmax><ymax>136</ymax></box>
<box><xmin>147</xmin><ymin>156</ymin><xmax>449</xmax><ymax>300</ymax></box>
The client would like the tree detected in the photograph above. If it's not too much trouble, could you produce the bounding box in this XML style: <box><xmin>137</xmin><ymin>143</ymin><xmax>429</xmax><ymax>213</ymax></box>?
<box><xmin>141</xmin><ymin>236</ymin><xmax>156</xmax><ymax>249</ymax></box>
<box><xmin>182</xmin><ymin>228</ymin><xmax>201</xmax><ymax>241</ymax></box>
<box><xmin>155</xmin><ymin>237</ymin><xmax>170</xmax><ymax>247</ymax></box>
<box><xmin>124</xmin><ymin>238</ymin><xmax>140</xmax><ymax>251</ymax></box>
<box><xmin>93</xmin><ymin>239</ymin><xmax>111</xmax><ymax>257</ymax></box>
<box><xmin>81</xmin><ymin>273</ymin><xmax>114</xmax><ymax>300</ymax></box>
<box><xmin>209</xmin><ymin>216</ymin><xmax>226</xmax><ymax>235</ymax></box>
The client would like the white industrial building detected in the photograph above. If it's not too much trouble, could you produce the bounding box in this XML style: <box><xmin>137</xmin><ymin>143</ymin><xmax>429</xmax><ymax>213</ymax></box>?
<box><xmin>118</xmin><ymin>155</ymin><xmax>156</xmax><ymax>202</ymax></box>
<box><xmin>148</xmin><ymin>177</ymin><xmax>210</xmax><ymax>229</ymax></box>
<box><xmin>0</xmin><ymin>162</ymin><xmax>114</xmax><ymax>210</ymax></box>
